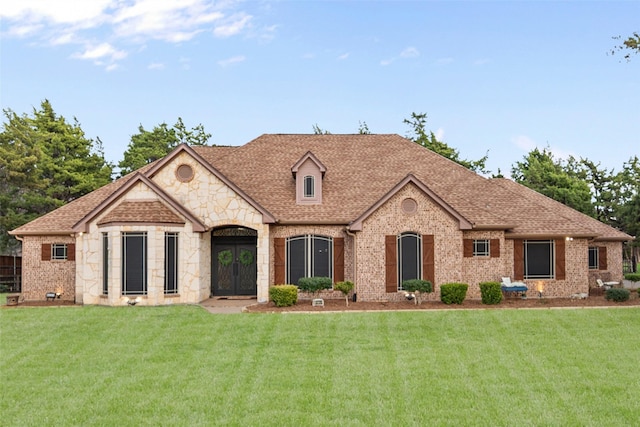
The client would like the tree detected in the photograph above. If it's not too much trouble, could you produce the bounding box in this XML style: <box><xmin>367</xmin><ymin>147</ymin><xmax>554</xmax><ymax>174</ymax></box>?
<box><xmin>511</xmin><ymin>147</ymin><xmax>594</xmax><ymax>216</ymax></box>
<box><xmin>312</xmin><ymin>124</ymin><xmax>331</xmax><ymax>135</ymax></box>
<box><xmin>580</xmin><ymin>159</ymin><xmax>616</xmax><ymax>225</ymax></box>
<box><xmin>611</xmin><ymin>32</ymin><xmax>640</xmax><ymax>61</ymax></box>
<box><xmin>0</xmin><ymin>100</ymin><xmax>113</xmax><ymax>253</ymax></box>
<box><xmin>357</xmin><ymin>121</ymin><xmax>371</xmax><ymax>134</ymax></box>
<box><xmin>118</xmin><ymin>118</ymin><xmax>211</xmax><ymax>176</ymax></box>
<box><xmin>613</xmin><ymin>156</ymin><xmax>640</xmax><ymax>249</ymax></box>
<box><xmin>403</xmin><ymin>112</ymin><xmax>488</xmax><ymax>174</ymax></box>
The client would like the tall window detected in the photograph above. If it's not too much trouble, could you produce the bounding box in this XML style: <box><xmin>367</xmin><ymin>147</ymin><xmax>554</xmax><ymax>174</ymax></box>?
<box><xmin>102</xmin><ymin>233</ymin><xmax>109</xmax><ymax>295</ymax></box>
<box><xmin>286</xmin><ymin>235</ymin><xmax>332</xmax><ymax>284</ymax></box>
<box><xmin>51</xmin><ymin>243</ymin><xmax>68</xmax><ymax>260</ymax></box>
<box><xmin>524</xmin><ymin>240</ymin><xmax>554</xmax><ymax>279</ymax></box>
<box><xmin>303</xmin><ymin>175</ymin><xmax>315</xmax><ymax>198</ymax></box>
<box><xmin>165</xmin><ymin>232</ymin><xmax>178</xmax><ymax>294</ymax></box>
<box><xmin>122</xmin><ymin>232</ymin><xmax>147</xmax><ymax>295</ymax></box>
<box><xmin>398</xmin><ymin>232</ymin><xmax>422</xmax><ymax>290</ymax></box>
<box><xmin>473</xmin><ymin>239</ymin><xmax>490</xmax><ymax>257</ymax></box>
<box><xmin>588</xmin><ymin>247</ymin><xmax>599</xmax><ymax>270</ymax></box>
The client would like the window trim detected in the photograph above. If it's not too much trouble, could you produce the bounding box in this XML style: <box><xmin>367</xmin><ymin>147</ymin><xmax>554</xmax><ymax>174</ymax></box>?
<box><xmin>524</xmin><ymin>239</ymin><xmax>555</xmax><ymax>279</ymax></box>
<box><xmin>122</xmin><ymin>232</ymin><xmax>147</xmax><ymax>296</ymax></box>
<box><xmin>285</xmin><ymin>234</ymin><xmax>333</xmax><ymax>284</ymax></box>
<box><xmin>102</xmin><ymin>233</ymin><xmax>109</xmax><ymax>295</ymax></box>
<box><xmin>303</xmin><ymin>175</ymin><xmax>315</xmax><ymax>198</ymax></box>
<box><xmin>473</xmin><ymin>239</ymin><xmax>490</xmax><ymax>257</ymax></box>
<box><xmin>397</xmin><ymin>232</ymin><xmax>422</xmax><ymax>291</ymax></box>
<box><xmin>51</xmin><ymin>243</ymin><xmax>68</xmax><ymax>260</ymax></box>
<box><xmin>164</xmin><ymin>232</ymin><xmax>179</xmax><ymax>294</ymax></box>
<box><xmin>588</xmin><ymin>246</ymin><xmax>600</xmax><ymax>270</ymax></box>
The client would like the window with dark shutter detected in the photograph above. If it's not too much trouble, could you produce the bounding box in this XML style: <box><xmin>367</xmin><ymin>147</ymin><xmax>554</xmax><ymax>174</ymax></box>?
<box><xmin>599</xmin><ymin>246</ymin><xmax>607</xmax><ymax>270</ymax></box>
<box><xmin>274</xmin><ymin>238</ymin><xmax>285</xmax><ymax>284</ymax></box>
<box><xmin>422</xmin><ymin>235</ymin><xmax>435</xmax><ymax>285</ymax></box>
<box><xmin>385</xmin><ymin>235</ymin><xmax>397</xmax><ymax>293</ymax></box>
<box><xmin>333</xmin><ymin>237</ymin><xmax>344</xmax><ymax>283</ymax></box>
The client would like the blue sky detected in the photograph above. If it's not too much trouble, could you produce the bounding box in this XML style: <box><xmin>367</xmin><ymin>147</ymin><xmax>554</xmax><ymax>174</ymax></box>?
<box><xmin>1</xmin><ymin>0</ymin><xmax>638</xmax><ymax>177</ymax></box>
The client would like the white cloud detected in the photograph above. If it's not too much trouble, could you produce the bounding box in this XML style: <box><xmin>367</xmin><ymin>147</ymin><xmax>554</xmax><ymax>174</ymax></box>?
<box><xmin>338</xmin><ymin>53</ymin><xmax>349</xmax><ymax>60</ymax></box>
<box><xmin>381</xmin><ymin>46</ymin><xmax>420</xmax><ymax>66</ymax></box>
<box><xmin>213</xmin><ymin>14</ymin><xmax>252</xmax><ymax>38</ymax></box>
<box><xmin>434</xmin><ymin>128</ymin><xmax>445</xmax><ymax>141</ymax></box>
<box><xmin>436</xmin><ymin>57</ymin><xmax>454</xmax><ymax>65</ymax></box>
<box><xmin>473</xmin><ymin>58</ymin><xmax>490</xmax><ymax>66</ymax></box>
<box><xmin>217</xmin><ymin>55</ymin><xmax>245</xmax><ymax>67</ymax></box>
<box><xmin>1</xmin><ymin>0</ymin><xmax>255</xmax><ymax>68</ymax></box>
<box><xmin>148</xmin><ymin>62</ymin><xmax>165</xmax><ymax>70</ymax></box>
<box><xmin>512</xmin><ymin>135</ymin><xmax>574</xmax><ymax>161</ymax></box>
<box><xmin>400</xmin><ymin>47</ymin><xmax>419</xmax><ymax>58</ymax></box>
<box><xmin>513</xmin><ymin>135</ymin><xmax>537</xmax><ymax>152</ymax></box>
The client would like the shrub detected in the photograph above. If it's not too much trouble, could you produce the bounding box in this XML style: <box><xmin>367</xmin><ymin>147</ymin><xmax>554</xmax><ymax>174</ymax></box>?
<box><xmin>334</xmin><ymin>281</ymin><xmax>354</xmax><ymax>306</ymax></box>
<box><xmin>269</xmin><ymin>285</ymin><xmax>298</xmax><ymax>307</ymax></box>
<box><xmin>624</xmin><ymin>273</ymin><xmax>640</xmax><ymax>282</ymax></box>
<box><xmin>297</xmin><ymin>277</ymin><xmax>332</xmax><ymax>295</ymax></box>
<box><xmin>605</xmin><ymin>288</ymin><xmax>630</xmax><ymax>302</ymax></box>
<box><xmin>440</xmin><ymin>282</ymin><xmax>468</xmax><ymax>305</ymax></box>
<box><xmin>479</xmin><ymin>281</ymin><xmax>502</xmax><ymax>305</ymax></box>
<box><xmin>402</xmin><ymin>279</ymin><xmax>433</xmax><ymax>304</ymax></box>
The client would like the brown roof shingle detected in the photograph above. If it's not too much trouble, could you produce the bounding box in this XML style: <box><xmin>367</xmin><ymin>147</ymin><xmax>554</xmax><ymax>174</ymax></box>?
<box><xmin>11</xmin><ymin>134</ymin><xmax>632</xmax><ymax>241</ymax></box>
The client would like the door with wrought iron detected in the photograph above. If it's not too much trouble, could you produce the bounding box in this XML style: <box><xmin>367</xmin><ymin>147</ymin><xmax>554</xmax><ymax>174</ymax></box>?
<box><xmin>212</xmin><ymin>243</ymin><xmax>257</xmax><ymax>296</ymax></box>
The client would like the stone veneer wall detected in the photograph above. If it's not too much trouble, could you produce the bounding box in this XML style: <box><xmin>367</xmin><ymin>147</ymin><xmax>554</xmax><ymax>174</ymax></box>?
<box><xmin>270</xmin><ymin>224</ymin><xmax>353</xmax><ymax>300</ymax></box>
<box><xmin>461</xmin><ymin>230</ymin><xmax>507</xmax><ymax>299</ymax></box>
<box><xmin>356</xmin><ymin>184</ymin><xmax>462</xmax><ymax>302</ymax></box>
<box><xmin>75</xmin><ymin>150</ymin><xmax>269</xmax><ymax>306</ymax></box>
<box><xmin>20</xmin><ymin>235</ymin><xmax>76</xmax><ymax>301</ymax></box>
<box><xmin>587</xmin><ymin>241</ymin><xmax>625</xmax><ymax>287</ymax></box>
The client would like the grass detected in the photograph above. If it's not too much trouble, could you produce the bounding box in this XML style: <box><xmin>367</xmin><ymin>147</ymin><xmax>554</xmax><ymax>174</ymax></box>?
<box><xmin>2</xmin><ymin>305</ymin><xmax>640</xmax><ymax>426</ymax></box>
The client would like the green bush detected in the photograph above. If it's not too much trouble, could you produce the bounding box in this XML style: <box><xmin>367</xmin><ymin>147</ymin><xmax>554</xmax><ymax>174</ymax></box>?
<box><xmin>605</xmin><ymin>288</ymin><xmax>630</xmax><ymax>302</ymax></box>
<box><xmin>297</xmin><ymin>277</ymin><xmax>333</xmax><ymax>294</ymax></box>
<box><xmin>269</xmin><ymin>285</ymin><xmax>298</xmax><ymax>307</ymax></box>
<box><xmin>402</xmin><ymin>279</ymin><xmax>433</xmax><ymax>294</ymax></box>
<box><xmin>479</xmin><ymin>281</ymin><xmax>502</xmax><ymax>305</ymax></box>
<box><xmin>440</xmin><ymin>283</ymin><xmax>468</xmax><ymax>305</ymax></box>
<box><xmin>334</xmin><ymin>281</ymin><xmax>355</xmax><ymax>306</ymax></box>
<box><xmin>402</xmin><ymin>279</ymin><xmax>433</xmax><ymax>304</ymax></box>
<box><xmin>624</xmin><ymin>273</ymin><xmax>640</xmax><ymax>282</ymax></box>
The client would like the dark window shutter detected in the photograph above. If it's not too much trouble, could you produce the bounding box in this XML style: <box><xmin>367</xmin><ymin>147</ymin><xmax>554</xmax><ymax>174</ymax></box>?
<box><xmin>513</xmin><ymin>239</ymin><xmax>524</xmax><ymax>280</ymax></box>
<box><xmin>490</xmin><ymin>239</ymin><xmax>500</xmax><ymax>258</ymax></box>
<box><xmin>42</xmin><ymin>244</ymin><xmax>51</xmax><ymax>261</ymax></box>
<box><xmin>385</xmin><ymin>235</ymin><xmax>397</xmax><ymax>293</ymax></box>
<box><xmin>599</xmin><ymin>246</ymin><xmax>607</xmax><ymax>270</ymax></box>
<box><xmin>333</xmin><ymin>237</ymin><xmax>344</xmax><ymax>283</ymax></box>
<box><xmin>463</xmin><ymin>239</ymin><xmax>473</xmax><ymax>257</ymax></box>
<box><xmin>67</xmin><ymin>244</ymin><xmax>76</xmax><ymax>261</ymax></box>
<box><xmin>555</xmin><ymin>239</ymin><xmax>565</xmax><ymax>280</ymax></box>
<box><xmin>274</xmin><ymin>238</ymin><xmax>285</xmax><ymax>284</ymax></box>
<box><xmin>422</xmin><ymin>235</ymin><xmax>435</xmax><ymax>285</ymax></box>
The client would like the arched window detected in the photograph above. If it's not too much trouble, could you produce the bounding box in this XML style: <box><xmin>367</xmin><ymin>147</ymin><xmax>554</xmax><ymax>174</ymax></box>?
<box><xmin>398</xmin><ymin>232</ymin><xmax>421</xmax><ymax>289</ymax></box>
<box><xmin>303</xmin><ymin>175</ymin><xmax>315</xmax><ymax>198</ymax></box>
<box><xmin>286</xmin><ymin>235</ymin><xmax>332</xmax><ymax>284</ymax></box>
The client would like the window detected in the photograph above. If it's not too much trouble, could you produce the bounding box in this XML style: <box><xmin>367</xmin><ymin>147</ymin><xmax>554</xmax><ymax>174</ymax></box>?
<box><xmin>524</xmin><ymin>240</ymin><xmax>554</xmax><ymax>279</ymax></box>
<box><xmin>51</xmin><ymin>243</ymin><xmax>68</xmax><ymax>260</ymax></box>
<box><xmin>473</xmin><ymin>239</ymin><xmax>490</xmax><ymax>257</ymax></box>
<box><xmin>588</xmin><ymin>247</ymin><xmax>599</xmax><ymax>270</ymax></box>
<box><xmin>303</xmin><ymin>175</ymin><xmax>315</xmax><ymax>198</ymax></box>
<box><xmin>398</xmin><ymin>233</ymin><xmax>422</xmax><ymax>290</ymax></box>
<box><xmin>165</xmin><ymin>232</ymin><xmax>178</xmax><ymax>294</ymax></box>
<box><xmin>286</xmin><ymin>235</ymin><xmax>332</xmax><ymax>284</ymax></box>
<box><xmin>102</xmin><ymin>233</ymin><xmax>109</xmax><ymax>295</ymax></box>
<box><xmin>122</xmin><ymin>232</ymin><xmax>147</xmax><ymax>295</ymax></box>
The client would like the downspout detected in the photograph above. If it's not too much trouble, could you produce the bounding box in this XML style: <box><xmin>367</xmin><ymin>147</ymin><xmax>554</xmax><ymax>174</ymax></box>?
<box><xmin>14</xmin><ymin>236</ymin><xmax>23</xmax><ymax>296</ymax></box>
<box><xmin>345</xmin><ymin>227</ymin><xmax>357</xmax><ymax>302</ymax></box>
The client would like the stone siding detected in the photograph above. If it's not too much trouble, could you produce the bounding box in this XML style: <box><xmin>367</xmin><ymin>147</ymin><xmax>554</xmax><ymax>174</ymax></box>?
<box><xmin>20</xmin><ymin>235</ymin><xmax>76</xmax><ymax>301</ymax></box>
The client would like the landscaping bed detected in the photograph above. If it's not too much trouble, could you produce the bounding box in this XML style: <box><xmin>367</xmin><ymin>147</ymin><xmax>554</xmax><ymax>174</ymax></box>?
<box><xmin>245</xmin><ymin>292</ymin><xmax>640</xmax><ymax>312</ymax></box>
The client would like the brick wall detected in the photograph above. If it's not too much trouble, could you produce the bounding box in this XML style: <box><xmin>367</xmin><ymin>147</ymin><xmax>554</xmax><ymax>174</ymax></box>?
<box><xmin>20</xmin><ymin>235</ymin><xmax>76</xmax><ymax>301</ymax></box>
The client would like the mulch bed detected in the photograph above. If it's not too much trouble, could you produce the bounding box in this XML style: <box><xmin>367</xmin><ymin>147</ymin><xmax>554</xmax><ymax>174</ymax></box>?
<box><xmin>245</xmin><ymin>292</ymin><xmax>640</xmax><ymax>313</ymax></box>
<box><xmin>2</xmin><ymin>299</ymin><xmax>78</xmax><ymax>308</ymax></box>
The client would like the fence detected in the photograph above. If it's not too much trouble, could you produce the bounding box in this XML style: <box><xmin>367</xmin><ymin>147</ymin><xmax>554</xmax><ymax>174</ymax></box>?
<box><xmin>0</xmin><ymin>255</ymin><xmax>21</xmax><ymax>293</ymax></box>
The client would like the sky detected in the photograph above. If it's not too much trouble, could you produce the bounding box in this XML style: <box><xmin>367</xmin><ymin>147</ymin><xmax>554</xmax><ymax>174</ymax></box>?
<box><xmin>1</xmin><ymin>0</ymin><xmax>638</xmax><ymax>177</ymax></box>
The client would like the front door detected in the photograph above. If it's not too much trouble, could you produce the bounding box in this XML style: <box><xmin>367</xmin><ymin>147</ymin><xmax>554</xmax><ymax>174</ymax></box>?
<box><xmin>212</xmin><ymin>241</ymin><xmax>257</xmax><ymax>296</ymax></box>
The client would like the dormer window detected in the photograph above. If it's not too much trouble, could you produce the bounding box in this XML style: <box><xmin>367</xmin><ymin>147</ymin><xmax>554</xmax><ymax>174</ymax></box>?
<box><xmin>304</xmin><ymin>176</ymin><xmax>315</xmax><ymax>198</ymax></box>
<box><xmin>292</xmin><ymin>151</ymin><xmax>326</xmax><ymax>205</ymax></box>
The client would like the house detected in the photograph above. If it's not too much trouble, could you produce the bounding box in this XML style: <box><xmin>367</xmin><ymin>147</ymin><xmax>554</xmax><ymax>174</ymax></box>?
<box><xmin>10</xmin><ymin>134</ymin><xmax>632</xmax><ymax>305</ymax></box>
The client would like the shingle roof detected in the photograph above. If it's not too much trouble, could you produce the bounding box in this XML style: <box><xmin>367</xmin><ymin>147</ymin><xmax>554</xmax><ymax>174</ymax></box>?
<box><xmin>97</xmin><ymin>201</ymin><xmax>185</xmax><ymax>226</ymax></box>
<box><xmin>11</xmin><ymin>134</ymin><xmax>632</xmax><ymax>241</ymax></box>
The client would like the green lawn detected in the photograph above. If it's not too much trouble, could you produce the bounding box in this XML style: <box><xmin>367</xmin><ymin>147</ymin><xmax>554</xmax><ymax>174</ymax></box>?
<box><xmin>2</xmin><ymin>305</ymin><xmax>639</xmax><ymax>426</ymax></box>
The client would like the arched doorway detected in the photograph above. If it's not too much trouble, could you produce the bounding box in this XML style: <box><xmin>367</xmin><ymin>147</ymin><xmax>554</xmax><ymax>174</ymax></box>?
<box><xmin>211</xmin><ymin>226</ymin><xmax>257</xmax><ymax>296</ymax></box>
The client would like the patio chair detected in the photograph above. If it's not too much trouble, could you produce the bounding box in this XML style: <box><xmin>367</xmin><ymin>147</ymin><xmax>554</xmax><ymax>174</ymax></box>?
<box><xmin>596</xmin><ymin>278</ymin><xmax>619</xmax><ymax>290</ymax></box>
<box><xmin>500</xmin><ymin>277</ymin><xmax>528</xmax><ymax>298</ymax></box>
<box><xmin>501</xmin><ymin>277</ymin><xmax>527</xmax><ymax>288</ymax></box>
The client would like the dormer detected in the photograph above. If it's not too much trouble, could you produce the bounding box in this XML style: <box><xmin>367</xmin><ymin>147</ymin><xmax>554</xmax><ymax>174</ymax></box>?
<box><xmin>291</xmin><ymin>151</ymin><xmax>326</xmax><ymax>205</ymax></box>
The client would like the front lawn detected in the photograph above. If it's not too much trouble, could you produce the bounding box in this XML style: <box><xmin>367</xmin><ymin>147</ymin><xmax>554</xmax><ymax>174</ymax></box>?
<box><xmin>1</xmin><ymin>305</ymin><xmax>639</xmax><ymax>426</ymax></box>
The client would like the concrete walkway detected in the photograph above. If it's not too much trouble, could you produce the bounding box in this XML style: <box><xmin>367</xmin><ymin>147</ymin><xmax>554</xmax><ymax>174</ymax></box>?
<box><xmin>200</xmin><ymin>297</ymin><xmax>257</xmax><ymax>314</ymax></box>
